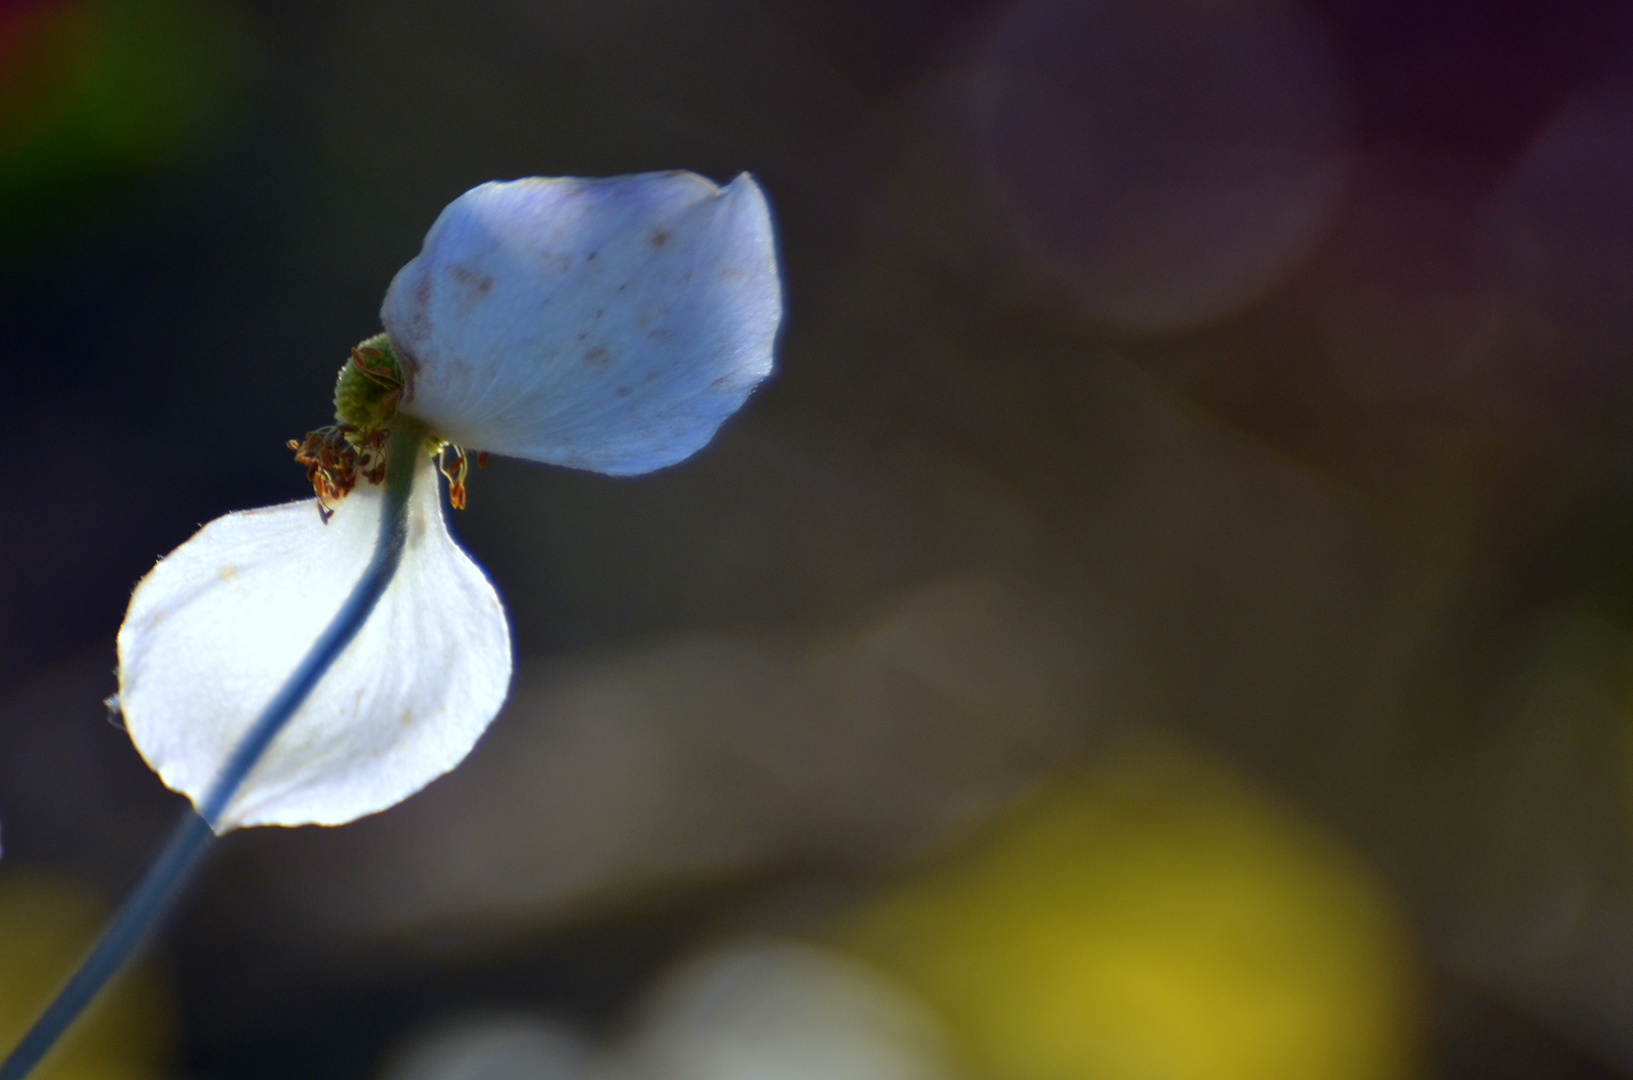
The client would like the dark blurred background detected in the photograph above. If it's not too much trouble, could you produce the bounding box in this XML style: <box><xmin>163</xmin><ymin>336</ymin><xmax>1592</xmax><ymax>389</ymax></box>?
<box><xmin>3</xmin><ymin>0</ymin><xmax>1633</xmax><ymax>1077</ymax></box>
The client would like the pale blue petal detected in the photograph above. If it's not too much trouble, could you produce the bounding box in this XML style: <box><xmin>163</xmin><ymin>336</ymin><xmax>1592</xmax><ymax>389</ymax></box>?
<box><xmin>382</xmin><ymin>171</ymin><xmax>781</xmax><ymax>474</ymax></box>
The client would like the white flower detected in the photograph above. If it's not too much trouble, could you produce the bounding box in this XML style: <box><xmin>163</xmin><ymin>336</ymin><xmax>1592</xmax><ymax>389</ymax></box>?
<box><xmin>116</xmin><ymin>171</ymin><xmax>781</xmax><ymax>829</ymax></box>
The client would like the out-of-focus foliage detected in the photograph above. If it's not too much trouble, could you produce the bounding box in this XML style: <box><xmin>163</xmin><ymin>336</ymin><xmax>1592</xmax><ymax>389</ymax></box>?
<box><xmin>0</xmin><ymin>870</ymin><xmax>172</xmax><ymax>1080</ymax></box>
<box><xmin>841</xmin><ymin>752</ymin><xmax>1421</xmax><ymax>1080</ymax></box>
<box><xmin>0</xmin><ymin>0</ymin><xmax>253</xmax><ymax>247</ymax></box>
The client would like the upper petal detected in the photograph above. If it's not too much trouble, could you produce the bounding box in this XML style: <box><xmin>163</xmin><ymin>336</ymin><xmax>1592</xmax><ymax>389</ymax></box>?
<box><xmin>381</xmin><ymin>171</ymin><xmax>781</xmax><ymax>474</ymax></box>
<box><xmin>116</xmin><ymin>453</ymin><xmax>512</xmax><ymax>829</ymax></box>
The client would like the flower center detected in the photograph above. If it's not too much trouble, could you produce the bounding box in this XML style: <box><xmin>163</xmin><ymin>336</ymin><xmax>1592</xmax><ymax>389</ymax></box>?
<box><xmin>289</xmin><ymin>334</ymin><xmax>482</xmax><ymax>519</ymax></box>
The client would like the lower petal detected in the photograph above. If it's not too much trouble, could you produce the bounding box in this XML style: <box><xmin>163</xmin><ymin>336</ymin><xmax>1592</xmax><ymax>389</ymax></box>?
<box><xmin>117</xmin><ymin>452</ymin><xmax>512</xmax><ymax>829</ymax></box>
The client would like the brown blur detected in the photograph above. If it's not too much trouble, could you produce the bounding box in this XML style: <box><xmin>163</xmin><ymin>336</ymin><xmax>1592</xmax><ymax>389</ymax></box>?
<box><xmin>1</xmin><ymin>0</ymin><xmax>1632</xmax><ymax>1077</ymax></box>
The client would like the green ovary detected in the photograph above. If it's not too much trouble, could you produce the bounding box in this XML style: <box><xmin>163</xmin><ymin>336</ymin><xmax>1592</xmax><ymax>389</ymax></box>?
<box><xmin>333</xmin><ymin>332</ymin><xmax>403</xmax><ymax>433</ymax></box>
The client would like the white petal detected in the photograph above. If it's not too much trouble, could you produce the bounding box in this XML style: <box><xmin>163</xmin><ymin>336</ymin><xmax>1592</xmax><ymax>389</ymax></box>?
<box><xmin>116</xmin><ymin>453</ymin><xmax>512</xmax><ymax>829</ymax></box>
<box><xmin>381</xmin><ymin>171</ymin><xmax>781</xmax><ymax>474</ymax></box>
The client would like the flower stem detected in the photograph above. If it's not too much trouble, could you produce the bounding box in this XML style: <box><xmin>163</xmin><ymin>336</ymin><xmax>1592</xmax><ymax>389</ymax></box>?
<box><xmin>0</xmin><ymin>421</ymin><xmax>428</xmax><ymax>1080</ymax></box>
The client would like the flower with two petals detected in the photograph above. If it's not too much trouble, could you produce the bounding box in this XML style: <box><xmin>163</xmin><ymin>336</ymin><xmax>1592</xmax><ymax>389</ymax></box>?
<box><xmin>116</xmin><ymin>171</ymin><xmax>781</xmax><ymax>829</ymax></box>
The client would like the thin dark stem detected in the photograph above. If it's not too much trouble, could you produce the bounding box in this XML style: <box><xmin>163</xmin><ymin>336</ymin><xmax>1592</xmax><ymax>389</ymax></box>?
<box><xmin>0</xmin><ymin>811</ymin><xmax>212</xmax><ymax>1080</ymax></box>
<box><xmin>0</xmin><ymin>423</ymin><xmax>424</xmax><ymax>1080</ymax></box>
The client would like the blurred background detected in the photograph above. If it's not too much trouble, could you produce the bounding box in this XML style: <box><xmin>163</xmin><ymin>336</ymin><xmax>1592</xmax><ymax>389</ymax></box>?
<box><xmin>0</xmin><ymin>0</ymin><xmax>1632</xmax><ymax>1076</ymax></box>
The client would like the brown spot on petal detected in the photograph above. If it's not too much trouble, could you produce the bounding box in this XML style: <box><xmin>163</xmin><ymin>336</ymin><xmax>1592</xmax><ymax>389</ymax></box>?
<box><xmin>615</xmin><ymin>386</ymin><xmax>632</xmax><ymax>397</ymax></box>
<box><xmin>447</xmin><ymin>265</ymin><xmax>492</xmax><ymax>293</ymax></box>
<box><xmin>649</xmin><ymin>228</ymin><xmax>671</xmax><ymax>248</ymax></box>
<box><xmin>584</xmin><ymin>346</ymin><xmax>611</xmax><ymax>366</ymax></box>
<box><xmin>216</xmin><ymin>563</ymin><xmax>240</xmax><ymax>581</ymax></box>
<box><xmin>721</xmin><ymin>267</ymin><xmax>743</xmax><ymax>280</ymax></box>
<box><xmin>447</xmin><ymin>265</ymin><xmax>495</xmax><ymax>315</ymax></box>
<box><xmin>404</xmin><ymin>276</ymin><xmax>433</xmax><ymax>342</ymax></box>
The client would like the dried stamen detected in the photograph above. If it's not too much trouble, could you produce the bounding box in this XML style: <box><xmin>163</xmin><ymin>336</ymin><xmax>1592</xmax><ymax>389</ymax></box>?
<box><xmin>437</xmin><ymin>444</ymin><xmax>471</xmax><ymax>510</ymax></box>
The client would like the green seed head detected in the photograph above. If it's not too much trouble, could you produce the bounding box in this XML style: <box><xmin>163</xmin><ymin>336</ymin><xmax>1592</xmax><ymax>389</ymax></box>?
<box><xmin>334</xmin><ymin>333</ymin><xmax>404</xmax><ymax>434</ymax></box>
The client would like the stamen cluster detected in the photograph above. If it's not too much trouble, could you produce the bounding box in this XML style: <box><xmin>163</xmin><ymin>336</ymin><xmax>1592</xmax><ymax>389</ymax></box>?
<box><xmin>288</xmin><ymin>425</ymin><xmax>388</xmax><ymax>522</ymax></box>
<box><xmin>290</xmin><ymin>333</ymin><xmax>483</xmax><ymax>517</ymax></box>
<box><xmin>288</xmin><ymin>335</ymin><xmax>404</xmax><ymax>520</ymax></box>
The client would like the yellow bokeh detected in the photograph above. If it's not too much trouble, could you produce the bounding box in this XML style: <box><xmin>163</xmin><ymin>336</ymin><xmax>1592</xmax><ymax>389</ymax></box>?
<box><xmin>0</xmin><ymin>868</ymin><xmax>173</xmax><ymax>1080</ymax></box>
<box><xmin>839</xmin><ymin>750</ymin><xmax>1421</xmax><ymax>1080</ymax></box>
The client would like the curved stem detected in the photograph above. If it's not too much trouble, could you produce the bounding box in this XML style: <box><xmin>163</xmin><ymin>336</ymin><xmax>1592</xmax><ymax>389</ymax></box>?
<box><xmin>0</xmin><ymin>422</ymin><xmax>426</xmax><ymax>1080</ymax></box>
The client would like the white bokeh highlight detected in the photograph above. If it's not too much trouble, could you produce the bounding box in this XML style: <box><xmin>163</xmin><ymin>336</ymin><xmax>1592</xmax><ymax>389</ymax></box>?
<box><xmin>384</xmin><ymin>1017</ymin><xmax>596</xmax><ymax>1080</ymax></box>
<box><xmin>117</xmin><ymin>451</ymin><xmax>511</xmax><ymax>830</ymax></box>
<box><xmin>623</xmin><ymin>939</ymin><xmax>962</xmax><ymax>1080</ymax></box>
<box><xmin>381</xmin><ymin>939</ymin><xmax>961</xmax><ymax>1080</ymax></box>
<box><xmin>383</xmin><ymin>171</ymin><xmax>781</xmax><ymax>474</ymax></box>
